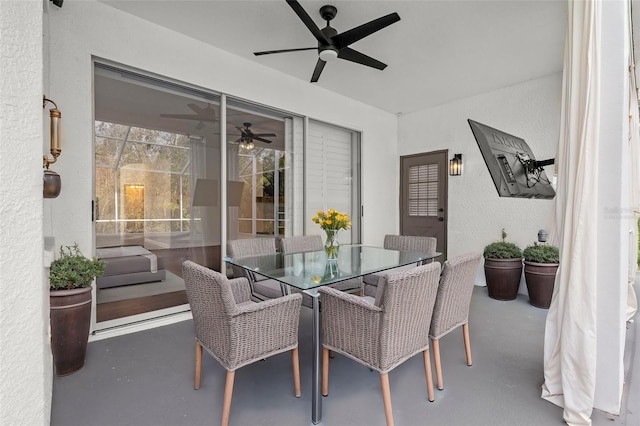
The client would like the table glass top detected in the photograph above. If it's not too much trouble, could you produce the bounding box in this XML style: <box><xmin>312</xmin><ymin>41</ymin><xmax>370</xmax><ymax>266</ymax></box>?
<box><xmin>226</xmin><ymin>244</ymin><xmax>441</xmax><ymax>291</ymax></box>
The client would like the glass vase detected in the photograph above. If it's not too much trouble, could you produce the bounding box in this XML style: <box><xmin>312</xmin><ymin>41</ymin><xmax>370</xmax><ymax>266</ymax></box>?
<box><xmin>324</xmin><ymin>230</ymin><xmax>340</xmax><ymax>260</ymax></box>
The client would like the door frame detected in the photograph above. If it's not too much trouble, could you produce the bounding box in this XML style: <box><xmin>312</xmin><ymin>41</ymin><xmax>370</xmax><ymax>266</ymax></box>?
<box><xmin>399</xmin><ymin>149</ymin><xmax>448</xmax><ymax>260</ymax></box>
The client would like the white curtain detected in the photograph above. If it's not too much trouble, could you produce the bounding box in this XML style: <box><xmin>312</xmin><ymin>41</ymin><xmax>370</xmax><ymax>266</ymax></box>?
<box><xmin>541</xmin><ymin>1</ymin><xmax>601</xmax><ymax>425</ymax></box>
<box><xmin>627</xmin><ymin>16</ymin><xmax>639</xmax><ymax>320</ymax></box>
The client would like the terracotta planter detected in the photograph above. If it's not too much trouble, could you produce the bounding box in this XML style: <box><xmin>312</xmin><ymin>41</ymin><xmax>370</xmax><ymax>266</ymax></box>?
<box><xmin>484</xmin><ymin>258</ymin><xmax>523</xmax><ymax>300</ymax></box>
<box><xmin>524</xmin><ymin>261</ymin><xmax>558</xmax><ymax>309</ymax></box>
<box><xmin>50</xmin><ymin>286</ymin><xmax>92</xmax><ymax>376</ymax></box>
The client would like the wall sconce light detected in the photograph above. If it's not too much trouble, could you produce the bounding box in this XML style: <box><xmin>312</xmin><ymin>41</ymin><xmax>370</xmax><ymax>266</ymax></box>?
<box><xmin>43</xmin><ymin>96</ymin><xmax>62</xmax><ymax>198</ymax></box>
<box><xmin>449</xmin><ymin>154</ymin><xmax>463</xmax><ymax>176</ymax></box>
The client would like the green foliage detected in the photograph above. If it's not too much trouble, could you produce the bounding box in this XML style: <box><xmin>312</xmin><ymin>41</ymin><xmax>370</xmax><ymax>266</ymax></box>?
<box><xmin>523</xmin><ymin>244</ymin><xmax>559</xmax><ymax>264</ymax></box>
<box><xmin>484</xmin><ymin>229</ymin><xmax>522</xmax><ymax>259</ymax></box>
<box><xmin>483</xmin><ymin>242</ymin><xmax>522</xmax><ymax>259</ymax></box>
<box><xmin>49</xmin><ymin>244</ymin><xmax>106</xmax><ymax>290</ymax></box>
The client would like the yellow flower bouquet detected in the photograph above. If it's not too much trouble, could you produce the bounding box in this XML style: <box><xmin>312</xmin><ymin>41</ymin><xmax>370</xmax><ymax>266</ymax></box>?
<box><xmin>312</xmin><ymin>209</ymin><xmax>351</xmax><ymax>259</ymax></box>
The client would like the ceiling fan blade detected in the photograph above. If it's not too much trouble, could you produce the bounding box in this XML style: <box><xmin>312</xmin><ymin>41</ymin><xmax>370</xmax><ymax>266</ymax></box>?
<box><xmin>311</xmin><ymin>58</ymin><xmax>327</xmax><ymax>83</ymax></box>
<box><xmin>338</xmin><ymin>47</ymin><xmax>387</xmax><ymax>70</ymax></box>
<box><xmin>187</xmin><ymin>103</ymin><xmax>202</xmax><ymax>113</ymax></box>
<box><xmin>253</xmin><ymin>136</ymin><xmax>273</xmax><ymax>144</ymax></box>
<box><xmin>286</xmin><ymin>0</ymin><xmax>330</xmax><ymax>45</ymax></box>
<box><xmin>333</xmin><ymin>12</ymin><xmax>400</xmax><ymax>48</ymax></box>
<box><xmin>254</xmin><ymin>47</ymin><xmax>317</xmax><ymax>56</ymax></box>
<box><xmin>253</xmin><ymin>133</ymin><xmax>277</xmax><ymax>138</ymax></box>
<box><xmin>160</xmin><ymin>113</ymin><xmax>205</xmax><ymax>120</ymax></box>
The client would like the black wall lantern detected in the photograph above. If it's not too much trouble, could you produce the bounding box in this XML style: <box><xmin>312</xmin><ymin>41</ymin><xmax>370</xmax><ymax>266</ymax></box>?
<box><xmin>449</xmin><ymin>154</ymin><xmax>463</xmax><ymax>176</ymax></box>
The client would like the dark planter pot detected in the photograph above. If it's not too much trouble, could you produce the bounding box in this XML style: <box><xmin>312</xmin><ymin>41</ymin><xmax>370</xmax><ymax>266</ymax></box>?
<box><xmin>484</xmin><ymin>258</ymin><xmax>523</xmax><ymax>300</ymax></box>
<box><xmin>50</xmin><ymin>286</ymin><xmax>92</xmax><ymax>376</ymax></box>
<box><xmin>524</xmin><ymin>261</ymin><xmax>559</xmax><ymax>309</ymax></box>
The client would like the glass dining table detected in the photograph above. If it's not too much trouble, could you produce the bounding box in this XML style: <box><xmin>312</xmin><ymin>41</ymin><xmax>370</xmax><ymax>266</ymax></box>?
<box><xmin>225</xmin><ymin>244</ymin><xmax>441</xmax><ymax>425</ymax></box>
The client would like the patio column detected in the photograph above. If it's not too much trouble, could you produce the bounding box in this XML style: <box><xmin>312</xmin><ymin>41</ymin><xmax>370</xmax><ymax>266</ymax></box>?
<box><xmin>0</xmin><ymin>0</ymin><xmax>50</xmax><ymax>424</ymax></box>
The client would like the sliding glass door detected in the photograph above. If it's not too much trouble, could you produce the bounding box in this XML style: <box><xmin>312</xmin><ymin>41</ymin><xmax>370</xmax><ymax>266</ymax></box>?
<box><xmin>93</xmin><ymin>62</ymin><xmax>360</xmax><ymax>331</ymax></box>
<box><xmin>226</xmin><ymin>99</ymin><xmax>301</xmax><ymax>242</ymax></box>
<box><xmin>93</xmin><ymin>63</ymin><xmax>222</xmax><ymax>328</ymax></box>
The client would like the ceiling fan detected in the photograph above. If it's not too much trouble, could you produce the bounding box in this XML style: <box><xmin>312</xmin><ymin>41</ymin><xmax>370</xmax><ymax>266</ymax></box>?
<box><xmin>234</xmin><ymin>123</ymin><xmax>276</xmax><ymax>150</ymax></box>
<box><xmin>160</xmin><ymin>103</ymin><xmax>217</xmax><ymax>130</ymax></box>
<box><xmin>254</xmin><ymin>0</ymin><xmax>400</xmax><ymax>82</ymax></box>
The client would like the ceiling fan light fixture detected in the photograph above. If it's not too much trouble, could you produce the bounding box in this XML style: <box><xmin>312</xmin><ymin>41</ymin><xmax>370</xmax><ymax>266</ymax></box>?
<box><xmin>319</xmin><ymin>48</ymin><xmax>338</xmax><ymax>62</ymax></box>
<box><xmin>245</xmin><ymin>141</ymin><xmax>255</xmax><ymax>150</ymax></box>
<box><xmin>253</xmin><ymin>1</ymin><xmax>400</xmax><ymax>82</ymax></box>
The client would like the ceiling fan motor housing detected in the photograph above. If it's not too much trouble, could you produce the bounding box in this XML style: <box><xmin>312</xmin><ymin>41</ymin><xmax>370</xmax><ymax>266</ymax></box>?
<box><xmin>319</xmin><ymin>25</ymin><xmax>338</xmax><ymax>55</ymax></box>
<box><xmin>320</xmin><ymin>5</ymin><xmax>337</xmax><ymax>21</ymax></box>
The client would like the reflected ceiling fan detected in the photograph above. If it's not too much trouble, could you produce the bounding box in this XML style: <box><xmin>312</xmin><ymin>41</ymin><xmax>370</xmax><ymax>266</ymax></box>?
<box><xmin>234</xmin><ymin>123</ymin><xmax>276</xmax><ymax>150</ymax></box>
<box><xmin>160</xmin><ymin>103</ymin><xmax>217</xmax><ymax>130</ymax></box>
<box><xmin>254</xmin><ymin>0</ymin><xmax>400</xmax><ymax>82</ymax></box>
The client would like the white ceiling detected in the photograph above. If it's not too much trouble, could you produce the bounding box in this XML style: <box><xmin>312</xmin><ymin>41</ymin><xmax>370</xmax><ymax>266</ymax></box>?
<box><xmin>99</xmin><ymin>0</ymin><xmax>567</xmax><ymax>115</ymax></box>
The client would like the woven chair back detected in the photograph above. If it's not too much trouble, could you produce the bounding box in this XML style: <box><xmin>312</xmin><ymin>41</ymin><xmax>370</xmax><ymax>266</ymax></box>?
<box><xmin>280</xmin><ymin>235</ymin><xmax>323</xmax><ymax>253</ymax></box>
<box><xmin>429</xmin><ymin>252</ymin><xmax>482</xmax><ymax>340</ymax></box>
<box><xmin>182</xmin><ymin>260</ymin><xmax>238</xmax><ymax>366</ymax></box>
<box><xmin>383</xmin><ymin>234</ymin><xmax>437</xmax><ymax>252</ymax></box>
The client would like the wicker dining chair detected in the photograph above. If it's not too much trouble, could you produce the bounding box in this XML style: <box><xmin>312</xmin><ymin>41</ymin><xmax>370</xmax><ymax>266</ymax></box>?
<box><xmin>362</xmin><ymin>234</ymin><xmax>438</xmax><ymax>297</ymax></box>
<box><xmin>320</xmin><ymin>261</ymin><xmax>442</xmax><ymax>426</ymax></box>
<box><xmin>429</xmin><ymin>252</ymin><xmax>482</xmax><ymax>390</ymax></box>
<box><xmin>182</xmin><ymin>260</ymin><xmax>303</xmax><ymax>426</ymax></box>
<box><xmin>280</xmin><ymin>235</ymin><xmax>362</xmax><ymax>307</ymax></box>
<box><xmin>227</xmin><ymin>238</ymin><xmax>287</xmax><ymax>301</ymax></box>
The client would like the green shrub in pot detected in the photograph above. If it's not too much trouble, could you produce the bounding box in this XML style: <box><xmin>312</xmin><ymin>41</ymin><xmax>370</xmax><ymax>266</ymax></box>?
<box><xmin>483</xmin><ymin>241</ymin><xmax>523</xmax><ymax>259</ymax></box>
<box><xmin>49</xmin><ymin>243</ymin><xmax>105</xmax><ymax>375</ymax></box>
<box><xmin>523</xmin><ymin>244</ymin><xmax>559</xmax><ymax>309</ymax></box>
<box><xmin>483</xmin><ymin>229</ymin><xmax>523</xmax><ymax>301</ymax></box>
<box><xmin>50</xmin><ymin>244</ymin><xmax>106</xmax><ymax>290</ymax></box>
<box><xmin>523</xmin><ymin>244</ymin><xmax>559</xmax><ymax>264</ymax></box>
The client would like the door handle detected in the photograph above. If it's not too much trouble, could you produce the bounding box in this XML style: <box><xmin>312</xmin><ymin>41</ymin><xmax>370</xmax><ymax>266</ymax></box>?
<box><xmin>438</xmin><ymin>217</ymin><xmax>444</xmax><ymax>222</ymax></box>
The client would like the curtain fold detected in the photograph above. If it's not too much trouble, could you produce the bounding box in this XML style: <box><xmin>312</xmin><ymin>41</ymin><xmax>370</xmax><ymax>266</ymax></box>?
<box><xmin>542</xmin><ymin>1</ymin><xmax>601</xmax><ymax>425</ymax></box>
<box><xmin>627</xmin><ymin>29</ymin><xmax>639</xmax><ymax>321</ymax></box>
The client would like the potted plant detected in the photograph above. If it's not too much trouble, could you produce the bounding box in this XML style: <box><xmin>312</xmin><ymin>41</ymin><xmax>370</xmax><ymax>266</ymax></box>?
<box><xmin>49</xmin><ymin>244</ymin><xmax>105</xmax><ymax>376</ymax></box>
<box><xmin>483</xmin><ymin>229</ymin><xmax>523</xmax><ymax>300</ymax></box>
<box><xmin>523</xmin><ymin>244</ymin><xmax>559</xmax><ymax>309</ymax></box>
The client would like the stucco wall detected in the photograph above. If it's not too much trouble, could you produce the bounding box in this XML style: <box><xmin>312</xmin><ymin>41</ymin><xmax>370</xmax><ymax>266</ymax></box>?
<box><xmin>399</xmin><ymin>73</ymin><xmax>562</xmax><ymax>292</ymax></box>
<box><xmin>46</xmin><ymin>0</ymin><xmax>398</xmax><ymax>266</ymax></box>
<box><xmin>0</xmin><ymin>0</ymin><xmax>50</xmax><ymax>424</ymax></box>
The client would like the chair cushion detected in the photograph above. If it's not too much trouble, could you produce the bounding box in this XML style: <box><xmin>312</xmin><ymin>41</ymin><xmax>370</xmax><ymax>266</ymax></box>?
<box><xmin>253</xmin><ymin>279</ymin><xmax>285</xmax><ymax>300</ymax></box>
<box><xmin>361</xmin><ymin>295</ymin><xmax>376</xmax><ymax>305</ymax></box>
<box><xmin>363</xmin><ymin>283</ymin><xmax>376</xmax><ymax>298</ymax></box>
<box><xmin>362</xmin><ymin>273</ymin><xmax>381</xmax><ymax>286</ymax></box>
<box><xmin>374</xmin><ymin>274</ymin><xmax>388</xmax><ymax>307</ymax></box>
<box><xmin>331</xmin><ymin>277</ymin><xmax>362</xmax><ymax>293</ymax></box>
